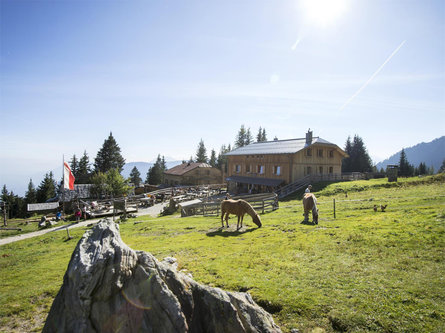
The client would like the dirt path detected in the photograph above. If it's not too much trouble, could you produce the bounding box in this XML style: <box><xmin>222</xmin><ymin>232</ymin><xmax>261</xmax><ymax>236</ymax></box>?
<box><xmin>0</xmin><ymin>202</ymin><xmax>168</xmax><ymax>247</ymax></box>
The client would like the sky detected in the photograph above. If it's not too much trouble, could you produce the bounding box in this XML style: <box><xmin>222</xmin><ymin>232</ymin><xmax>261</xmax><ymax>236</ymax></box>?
<box><xmin>1</xmin><ymin>0</ymin><xmax>444</xmax><ymax>195</ymax></box>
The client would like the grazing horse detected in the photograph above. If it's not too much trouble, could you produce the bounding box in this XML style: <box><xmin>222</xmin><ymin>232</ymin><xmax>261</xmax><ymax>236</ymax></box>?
<box><xmin>220</xmin><ymin>199</ymin><xmax>262</xmax><ymax>229</ymax></box>
<box><xmin>303</xmin><ymin>193</ymin><xmax>319</xmax><ymax>224</ymax></box>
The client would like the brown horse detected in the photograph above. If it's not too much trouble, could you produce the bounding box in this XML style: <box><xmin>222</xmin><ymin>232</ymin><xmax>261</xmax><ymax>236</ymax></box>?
<box><xmin>220</xmin><ymin>199</ymin><xmax>262</xmax><ymax>229</ymax></box>
<box><xmin>303</xmin><ymin>193</ymin><xmax>318</xmax><ymax>224</ymax></box>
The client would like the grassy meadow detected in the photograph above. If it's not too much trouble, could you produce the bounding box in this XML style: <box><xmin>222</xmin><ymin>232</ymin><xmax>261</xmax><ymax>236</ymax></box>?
<box><xmin>0</xmin><ymin>175</ymin><xmax>444</xmax><ymax>332</ymax></box>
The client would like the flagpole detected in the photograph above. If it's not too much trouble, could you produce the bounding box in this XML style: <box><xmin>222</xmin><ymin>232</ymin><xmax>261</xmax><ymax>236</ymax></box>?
<box><xmin>62</xmin><ymin>155</ymin><xmax>65</xmax><ymax>218</ymax></box>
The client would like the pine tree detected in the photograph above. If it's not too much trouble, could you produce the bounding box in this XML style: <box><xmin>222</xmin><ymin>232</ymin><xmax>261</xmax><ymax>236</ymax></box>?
<box><xmin>1</xmin><ymin>185</ymin><xmax>8</xmax><ymax>203</ymax></box>
<box><xmin>69</xmin><ymin>154</ymin><xmax>79</xmax><ymax>178</ymax></box>
<box><xmin>195</xmin><ymin>139</ymin><xmax>208</xmax><ymax>163</ymax></box>
<box><xmin>77</xmin><ymin>150</ymin><xmax>91</xmax><ymax>184</ymax></box>
<box><xmin>342</xmin><ymin>136</ymin><xmax>352</xmax><ymax>172</ymax></box>
<box><xmin>439</xmin><ymin>159</ymin><xmax>445</xmax><ymax>173</ymax></box>
<box><xmin>209</xmin><ymin>149</ymin><xmax>217</xmax><ymax>167</ymax></box>
<box><xmin>147</xmin><ymin>155</ymin><xmax>165</xmax><ymax>185</ymax></box>
<box><xmin>417</xmin><ymin>162</ymin><xmax>427</xmax><ymax>175</ymax></box>
<box><xmin>262</xmin><ymin>128</ymin><xmax>267</xmax><ymax>141</ymax></box>
<box><xmin>235</xmin><ymin>125</ymin><xmax>247</xmax><ymax>148</ymax></box>
<box><xmin>94</xmin><ymin>132</ymin><xmax>125</xmax><ymax>173</ymax></box>
<box><xmin>245</xmin><ymin>128</ymin><xmax>253</xmax><ymax>146</ymax></box>
<box><xmin>129</xmin><ymin>166</ymin><xmax>142</xmax><ymax>187</ymax></box>
<box><xmin>217</xmin><ymin>144</ymin><xmax>231</xmax><ymax>173</ymax></box>
<box><xmin>398</xmin><ymin>149</ymin><xmax>414</xmax><ymax>177</ymax></box>
<box><xmin>257</xmin><ymin>127</ymin><xmax>263</xmax><ymax>142</ymax></box>
<box><xmin>342</xmin><ymin>135</ymin><xmax>372</xmax><ymax>172</ymax></box>
<box><xmin>36</xmin><ymin>172</ymin><xmax>57</xmax><ymax>203</ymax></box>
<box><xmin>25</xmin><ymin>179</ymin><xmax>37</xmax><ymax>204</ymax></box>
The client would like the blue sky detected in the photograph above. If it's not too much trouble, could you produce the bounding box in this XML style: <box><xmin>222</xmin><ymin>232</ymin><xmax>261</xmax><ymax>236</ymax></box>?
<box><xmin>1</xmin><ymin>0</ymin><xmax>444</xmax><ymax>195</ymax></box>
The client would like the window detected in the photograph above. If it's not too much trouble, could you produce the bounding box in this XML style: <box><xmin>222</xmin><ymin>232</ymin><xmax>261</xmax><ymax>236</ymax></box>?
<box><xmin>257</xmin><ymin>165</ymin><xmax>264</xmax><ymax>174</ymax></box>
<box><xmin>329</xmin><ymin>166</ymin><xmax>333</xmax><ymax>174</ymax></box>
<box><xmin>306</xmin><ymin>148</ymin><xmax>312</xmax><ymax>156</ymax></box>
<box><xmin>319</xmin><ymin>166</ymin><xmax>323</xmax><ymax>174</ymax></box>
<box><xmin>246</xmin><ymin>164</ymin><xmax>251</xmax><ymax>173</ymax></box>
<box><xmin>273</xmin><ymin>166</ymin><xmax>281</xmax><ymax>175</ymax></box>
<box><xmin>329</xmin><ymin>150</ymin><xmax>334</xmax><ymax>158</ymax></box>
<box><xmin>306</xmin><ymin>166</ymin><xmax>312</xmax><ymax>175</ymax></box>
<box><xmin>317</xmin><ymin>149</ymin><xmax>323</xmax><ymax>157</ymax></box>
<box><xmin>235</xmin><ymin>165</ymin><xmax>241</xmax><ymax>173</ymax></box>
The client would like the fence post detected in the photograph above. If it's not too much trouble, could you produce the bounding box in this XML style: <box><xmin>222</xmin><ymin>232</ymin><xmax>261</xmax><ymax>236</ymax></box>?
<box><xmin>333</xmin><ymin>199</ymin><xmax>336</xmax><ymax>219</ymax></box>
<box><xmin>203</xmin><ymin>204</ymin><xmax>205</xmax><ymax>216</ymax></box>
<box><xmin>262</xmin><ymin>200</ymin><xmax>265</xmax><ymax>214</ymax></box>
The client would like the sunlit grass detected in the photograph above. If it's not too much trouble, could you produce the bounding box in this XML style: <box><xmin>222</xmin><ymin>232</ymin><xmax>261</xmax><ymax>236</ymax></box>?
<box><xmin>0</xmin><ymin>175</ymin><xmax>444</xmax><ymax>332</ymax></box>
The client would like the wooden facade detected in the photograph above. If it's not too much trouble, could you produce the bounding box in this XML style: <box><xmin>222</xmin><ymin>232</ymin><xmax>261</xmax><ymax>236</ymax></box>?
<box><xmin>164</xmin><ymin>163</ymin><xmax>222</xmax><ymax>186</ymax></box>
<box><xmin>225</xmin><ymin>131</ymin><xmax>347</xmax><ymax>193</ymax></box>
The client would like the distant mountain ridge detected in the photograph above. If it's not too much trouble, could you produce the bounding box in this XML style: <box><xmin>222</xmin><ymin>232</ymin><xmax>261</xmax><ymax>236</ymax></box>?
<box><xmin>122</xmin><ymin>161</ymin><xmax>182</xmax><ymax>179</ymax></box>
<box><xmin>376</xmin><ymin>136</ymin><xmax>445</xmax><ymax>171</ymax></box>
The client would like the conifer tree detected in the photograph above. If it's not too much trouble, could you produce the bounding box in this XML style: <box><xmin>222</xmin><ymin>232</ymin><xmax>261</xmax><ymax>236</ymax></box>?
<box><xmin>77</xmin><ymin>150</ymin><xmax>92</xmax><ymax>184</ymax></box>
<box><xmin>70</xmin><ymin>155</ymin><xmax>79</xmax><ymax>178</ymax></box>
<box><xmin>235</xmin><ymin>125</ymin><xmax>247</xmax><ymax>148</ymax></box>
<box><xmin>439</xmin><ymin>159</ymin><xmax>445</xmax><ymax>173</ymax></box>
<box><xmin>129</xmin><ymin>166</ymin><xmax>142</xmax><ymax>187</ymax></box>
<box><xmin>94</xmin><ymin>132</ymin><xmax>125</xmax><ymax>173</ymax></box>
<box><xmin>195</xmin><ymin>139</ymin><xmax>208</xmax><ymax>163</ymax></box>
<box><xmin>257</xmin><ymin>127</ymin><xmax>263</xmax><ymax>142</ymax></box>
<box><xmin>25</xmin><ymin>179</ymin><xmax>37</xmax><ymax>204</ymax></box>
<box><xmin>398</xmin><ymin>149</ymin><xmax>414</xmax><ymax>177</ymax></box>
<box><xmin>146</xmin><ymin>155</ymin><xmax>165</xmax><ymax>185</ymax></box>
<box><xmin>36</xmin><ymin>172</ymin><xmax>57</xmax><ymax>203</ymax></box>
<box><xmin>209</xmin><ymin>149</ymin><xmax>217</xmax><ymax>167</ymax></box>
<box><xmin>342</xmin><ymin>135</ymin><xmax>372</xmax><ymax>172</ymax></box>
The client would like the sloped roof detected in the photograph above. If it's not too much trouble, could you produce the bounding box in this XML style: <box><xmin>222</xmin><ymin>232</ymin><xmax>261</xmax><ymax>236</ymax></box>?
<box><xmin>225</xmin><ymin>137</ymin><xmax>347</xmax><ymax>156</ymax></box>
<box><xmin>164</xmin><ymin>162</ymin><xmax>213</xmax><ymax>176</ymax></box>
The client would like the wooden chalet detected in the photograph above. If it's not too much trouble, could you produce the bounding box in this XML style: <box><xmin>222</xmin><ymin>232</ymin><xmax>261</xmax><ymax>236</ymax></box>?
<box><xmin>225</xmin><ymin>130</ymin><xmax>347</xmax><ymax>193</ymax></box>
<box><xmin>164</xmin><ymin>162</ymin><xmax>222</xmax><ymax>186</ymax></box>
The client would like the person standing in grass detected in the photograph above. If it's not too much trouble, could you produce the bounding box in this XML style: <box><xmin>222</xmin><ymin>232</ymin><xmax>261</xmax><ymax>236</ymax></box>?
<box><xmin>305</xmin><ymin>185</ymin><xmax>312</xmax><ymax>193</ymax></box>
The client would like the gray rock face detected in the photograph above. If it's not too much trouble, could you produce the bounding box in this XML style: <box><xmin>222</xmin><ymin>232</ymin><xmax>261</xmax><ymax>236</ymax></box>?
<box><xmin>43</xmin><ymin>219</ymin><xmax>281</xmax><ymax>333</ymax></box>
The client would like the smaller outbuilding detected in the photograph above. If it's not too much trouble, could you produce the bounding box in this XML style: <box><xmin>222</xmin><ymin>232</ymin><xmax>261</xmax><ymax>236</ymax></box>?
<box><xmin>164</xmin><ymin>162</ymin><xmax>222</xmax><ymax>186</ymax></box>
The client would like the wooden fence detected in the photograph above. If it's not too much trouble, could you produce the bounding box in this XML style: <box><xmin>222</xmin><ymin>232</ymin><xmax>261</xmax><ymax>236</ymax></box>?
<box><xmin>180</xmin><ymin>193</ymin><xmax>279</xmax><ymax>217</ymax></box>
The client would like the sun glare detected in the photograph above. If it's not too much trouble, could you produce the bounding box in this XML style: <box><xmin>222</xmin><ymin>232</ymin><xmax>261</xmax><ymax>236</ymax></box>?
<box><xmin>300</xmin><ymin>0</ymin><xmax>349</xmax><ymax>27</ymax></box>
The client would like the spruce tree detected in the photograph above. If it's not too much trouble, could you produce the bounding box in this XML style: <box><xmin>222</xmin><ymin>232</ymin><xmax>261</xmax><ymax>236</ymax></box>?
<box><xmin>342</xmin><ymin>136</ymin><xmax>353</xmax><ymax>172</ymax></box>
<box><xmin>235</xmin><ymin>125</ymin><xmax>247</xmax><ymax>148</ymax></box>
<box><xmin>129</xmin><ymin>166</ymin><xmax>142</xmax><ymax>187</ymax></box>
<box><xmin>77</xmin><ymin>150</ymin><xmax>91</xmax><ymax>184</ymax></box>
<box><xmin>257</xmin><ymin>127</ymin><xmax>263</xmax><ymax>142</ymax></box>
<box><xmin>36</xmin><ymin>172</ymin><xmax>57</xmax><ymax>203</ymax></box>
<box><xmin>342</xmin><ymin>135</ymin><xmax>372</xmax><ymax>172</ymax></box>
<box><xmin>209</xmin><ymin>149</ymin><xmax>217</xmax><ymax>167</ymax></box>
<box><xmin>195</xmin><ymin>139</ymin><xmax>208</xmax><ymax>163</ymax></box>
<box><xmin>217</xmin><ymin>144</ymin><xmax>231</xmax><ymax>173</ymax></box>
<box><xmin>94</xmin><ymin>132</ymin><xmax>125</xmax><ymax>173</ymax></box>
<box><xmin>25</xmin><ymin>179</ymin><xmax>37</xmax><ymax>204</ymax></box>
<box><xmin>69</xmin><ymin>154</ymin><xmax>79</xmax><ymax>178</ymax></box>
<box><xmin>439</xmin><ymin>159</ymin><xmax>445</xmax><ymax>173</ymax></box>
<box><xmin>398</xmin><ymin>149</ymin><xmax>414</xmax><ymax>177</ymax></box>
<box><xmin>147</xmin><ymin>155</ymin><xmax>164</xmax><ymax>185</ymax></box>
<box><xmin>262</xmin><ymin>128</ymin><xmax>267</xmax><ymax>141</ymax></box>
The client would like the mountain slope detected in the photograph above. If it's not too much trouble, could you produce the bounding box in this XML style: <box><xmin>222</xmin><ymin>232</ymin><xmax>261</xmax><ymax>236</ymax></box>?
<box><xmin>376</xmin><ymin>136</ymin><xmax>445</xmax><ymax>171</ymax></box>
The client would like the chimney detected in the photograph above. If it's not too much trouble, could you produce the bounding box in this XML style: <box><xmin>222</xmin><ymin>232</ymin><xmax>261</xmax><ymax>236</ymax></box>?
<box><xmin>306</xmin><ymin>129</ymin><xmax>313</xmax><ymax>144</ymax></box>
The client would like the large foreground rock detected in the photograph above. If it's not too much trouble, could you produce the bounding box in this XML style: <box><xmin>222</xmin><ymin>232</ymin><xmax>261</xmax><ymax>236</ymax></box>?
<box><xmin>43</xmin><ymin>219</ymin><xmax>281</xmax><ymax>332</ymax></box>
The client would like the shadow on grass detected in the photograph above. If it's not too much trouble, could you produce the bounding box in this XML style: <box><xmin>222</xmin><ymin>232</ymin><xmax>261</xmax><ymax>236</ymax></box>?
<box><xmin>300</xmin><ymin>219</ymin><xmax>317</xmax><ymax>226</ymax></box>
<box><xmin>206</xmin><ymin>227</ymin><xmax>258</xmax><ymax>237</ymax></box>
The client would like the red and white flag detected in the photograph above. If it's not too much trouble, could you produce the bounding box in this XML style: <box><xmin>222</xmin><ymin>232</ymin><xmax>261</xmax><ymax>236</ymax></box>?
<box><xmin>63</xmin><ymin>162</ymin><xmax>75</xmax><ymax>190</ymax></box>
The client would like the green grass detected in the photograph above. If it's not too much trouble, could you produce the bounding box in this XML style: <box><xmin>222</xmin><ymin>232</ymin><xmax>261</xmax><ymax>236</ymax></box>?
<box><xmin>1</xmin><ymin>175</ymin><xmax>444</xmax><ymax>332</ymax></box>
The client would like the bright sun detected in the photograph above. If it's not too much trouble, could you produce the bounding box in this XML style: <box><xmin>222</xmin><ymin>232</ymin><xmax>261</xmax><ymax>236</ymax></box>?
<box><xmin>300</xmin><ymin>0</ymin><xmax>349</xmax><ymax>27</ymax></box>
